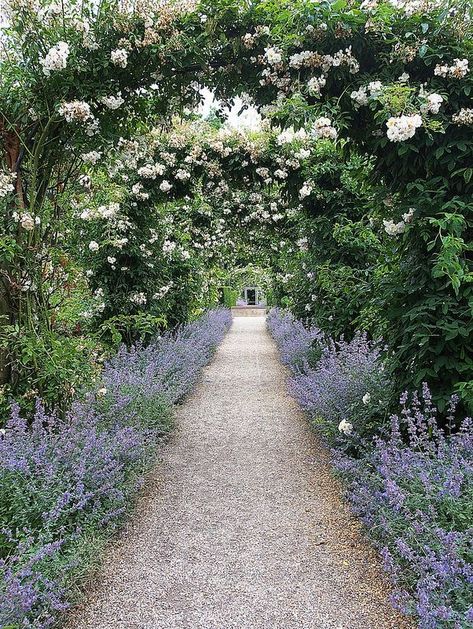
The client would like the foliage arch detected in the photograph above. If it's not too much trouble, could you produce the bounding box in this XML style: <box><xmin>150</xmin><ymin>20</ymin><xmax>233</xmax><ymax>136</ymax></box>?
<box><xmin>1</xmin><ymin>0</ymin><xmax>472</xmax><ymax>411</ymax></box>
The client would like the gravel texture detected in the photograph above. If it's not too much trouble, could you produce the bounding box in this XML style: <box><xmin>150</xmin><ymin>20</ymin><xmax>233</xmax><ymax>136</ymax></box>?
<box><xmin>66</xmin><ymin>316</ymin><xmax>415</xmax><ymax>629</ymax></box>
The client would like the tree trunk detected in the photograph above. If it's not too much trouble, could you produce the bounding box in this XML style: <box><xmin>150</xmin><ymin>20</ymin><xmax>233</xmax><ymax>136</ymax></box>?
<box><xmin>1</xmin><ymin>123</ymin><xmax>23</xmax><ymax>386</ymax></box>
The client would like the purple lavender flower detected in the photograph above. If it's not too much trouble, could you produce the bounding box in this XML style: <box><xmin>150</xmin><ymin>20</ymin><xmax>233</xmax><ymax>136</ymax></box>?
<box><xmin>0</xmin><ymin>308</ymin><xmax>231</xmax><ymax>628</ymax></box>
<box><xmin>268</xmin><ymin>308</ymin><xmax>473</xmax><ymax>628</ymax></box>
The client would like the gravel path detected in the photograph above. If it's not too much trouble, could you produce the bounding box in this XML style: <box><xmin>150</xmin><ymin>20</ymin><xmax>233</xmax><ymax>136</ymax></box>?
<box><xmin>66</xmin><ymin>316</ymin><xmax>414</xmax><ymax>629</ymax></box>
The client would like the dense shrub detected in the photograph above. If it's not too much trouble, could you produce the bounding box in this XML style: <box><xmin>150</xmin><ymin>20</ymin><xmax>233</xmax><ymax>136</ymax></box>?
<box><xmin>267</xmin><ymin>308</ymin><xmax>473</xmax><ymax>628</ymax></box>
<box><xmin>266</xmin><ymin>308</ymin><xmax>323</xmax><ymax>371</ymax></box>
<box><xmin>268</xmin><ymin>308</ymin><xmax>391</xmax><ymax>448</ymax></box>
<box><xmin>335</xmin><ymin>388</ymin><xmax>473</xmax><ymax>628</ymax></box>
<box><xmin>291</xmin><ymin>334</ymin><xmax>392</xmax><ymax>448</ymax></box>
<box><xmin>0</xmin><ymin>308</ymin><xmax>231</xmax><ymax>629</ymax></box>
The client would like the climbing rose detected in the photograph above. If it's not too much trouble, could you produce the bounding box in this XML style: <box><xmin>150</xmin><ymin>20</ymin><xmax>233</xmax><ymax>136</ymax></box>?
<box><xmin>111</xmin><ymin>48</ymin><xmax>128</xmax><ymax>68</ymax></box>
<box><xmin>0</xmin><ymin>171</ymin><xmax>16</xmax><ymax>197</ymax></box>
<box><xmin>299</xmin><ymin>183</ymin><xmax>312</xmax><ymax>199</ymax></box>
<box><xmin>99</xmin><ymin>94</ymin><xmax>125</xmax><ymax>110</ymax></box>
<box><xmin>311</xmin><ymin>117</ymin><xmax>337</xmax><ymax>140</ymax></box>
<box><xmin>434</xmin><ymin>58</ymin><xmax>469</xmax><ymax>79</ymax></box>
<box><xmin>264</xmin><ymin>46</ymin><xmax>283</xmax><ymax>65</ymax></box>
<box><xmin>59</xmin><ymin>101</ymin><xmax>92</xmax><ymax>122</ymax></box>
<box><xmin>20</xmin><ymin>213</ymin><xmax>35</xmax><ymax>231</ymax></box>
<box><xmin>160</xmin><ymin>180</ymin><xmax>172</xmax><ymax>193</ymax></box>
<box><xmin>383</xmin><ymin>219</ymin><xmax>405</xmax><ymax>236</ymax></box>
<box><xmin>40</xmin><ymin>41</ymin><xmax>70</xmax><ymax>76</ymax></box>
<box><xmin>386</xmin><ymin>114</ymin><xmax>422</xmax><ymax>142</ymax></box>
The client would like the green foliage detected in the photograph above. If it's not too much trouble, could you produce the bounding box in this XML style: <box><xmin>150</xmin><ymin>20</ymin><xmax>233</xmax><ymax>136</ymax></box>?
<box><xmin>99</xmin><ymin>314</ymin><xmax>167</xmax><ymax>348</ymax></box>
<box><xmin>222</xmin><ymin>286</ymin><xmax>238</xmax><ymax>307</ymax></box>
<box><xmin>1</xmin><ymin>0</ymin><xmax>472</xmax><ymax>417</ymax></box>
<box><xmin>0</xmin><ymin>325</ymin><xmax>101</xmax><ymax>420</ymax></box>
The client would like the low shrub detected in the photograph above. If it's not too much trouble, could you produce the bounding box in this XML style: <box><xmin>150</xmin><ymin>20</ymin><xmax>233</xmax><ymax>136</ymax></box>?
<box><xmin>267</xmin><ymin>308</ymin><xmax>473</xmax><ymax>629</ymax></box>
<box><xmin>266</xmin><ymin>307</ymin><xmax>323</xmax><ymax>371</ymax></box>
<box><xmin>268</xmin><ymin>308</ymin><xmax>391</xmax><ymax>449</ymax></box>
<box><xmin>289</xmin><ymin>334</ymin><xmax>392</xmax><ymax>448</ymax></box>
<box><xmin>335</xmin><ymin>387</ymin><xmax>473</xmax><ymax>628</ymax></box>
<box><xmin>0</xmin><ymin>308</ymin><xmax>231</xmax><ymax>629</ymax></box>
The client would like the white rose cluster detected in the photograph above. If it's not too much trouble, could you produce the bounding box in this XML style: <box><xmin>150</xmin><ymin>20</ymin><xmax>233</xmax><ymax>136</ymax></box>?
<box><xmin>402</xmin><ymin>208</ymin><xmax>415</xmax><ymax>223</ymax></box>
<box><xmin>434</xmin><ymin>58</ymin><xmax>469</xmax><ymax>79</ymax></box>
<box><xmin>386</xmin><ymin>114</ymin><xmax>422</xmax><ymax>142</ymax></box>
<box><xmin>153</xmin><ymin>283</ymin><xmax>173</xmax><ymax>300</ymax></box>
<box><xmin>389</xmin><ymin>0</ymin><xmax>442</xmax><ymax>17</ymax></box>
<box><xmin>289</xmin><ymin>47</ymin><xmax>359</xmax><ymax>74</ymax></box>
<box><xmin>452</xmin><ymin>108</ymin><xmax>473</xmax><ymax>126</ymax></box>
<box><xmin>241</xmin><ymin>26</ymin><xmax>270</xmax><ymax>49</ymax></box>
<box><xmin>289</xmin><ymin>50</ymin><xmax>316</xmax><ymax>69</ymax></box>
<box><xmin>419</xmin><ymin>88</ymin><xmax>443</xmax><ymax>114</ymax></box>
<box><xmin>383</xmin><ymin>219</ymin><xmax>406</xmax><ymax>236</ymax></box>
<box><xmin>111</xmin><ymin>48</ymin><xmax>128</xmax><ymax>68</ymax></box>
<box><xmin>255</xmin><ymin>167</ymin><xmax>269</xmax><ymax>177</ymax></box>
<box><xmin>264</xmin><ymin>46</ymin><xmax>283</xmax><ymax>66</ymax></box>
<box><xmin>276</xmin><ymin>127</ymin><xmax>307</xmax><ymax>145</ymax></box>
<box><xmin>338</xmin><ymin>420</ymin><xmax>353</xmax><ymax>435</ymax></box>
<box><xmin>175</xmin><ymin>169</ymin><xmax>191</xmax><ymax>181</ymax></box>
<box><xmin>131</xmin><ymin>183</ymin><xmax>150</xmax><ymax>200</ymax></box>
<box><xmin>162</xmin><ymin>240</ymin><xmax>176</xmax><ymax>255</ymax></box>
<box><xmin>40</xmin><ymin>41</ymin><xmax>70</xmax><ymax>76</ymax></box>
<box><xmin>81</xmin><ymin>202</ymin><xmax>120</xmax><ymax>221</ymax></box>
<box><xmin>274</xmin><ymin>168</ymin><xmax>288</xmax><ymax>179</ymax></box>
<box><xmin>129</xmin><ymin>292</ymin><xmax>147</xmax><ymax>305</ymax></box>
<box><xmin>12</xmin><ymin>211</ymin><xmax>39</xmax><ymax>231</ymax></box>
<box><xmin>59</xmin><ymin>100</ymin><xmax>92</xmax><ymax>122</ymax></box>
<box><xmin>159</xmin><ymin>180</ymin><xmax>173</xmax><ymax>193</ymax></box>
<box><xmin>299</xmin><ymin>183</ymin><xmax>312</xmax><ymax>199</ymax></box>
<box><xmin>360</xmin><ymin>0</ymin><xmax>378</xmax><ymax>9</ymax></box>
<box><xmin>311</xmin><ymin>117</ymin><xmax>337</xmax><ymax>140</ymax></box>
<box><xmin>307</xmin><ymin>75</ymin><xmax>326</xmax><ymax>96</ymax></box>
<box><xmin>0</xmin><ymin>171</ymin><xmax>17</xmax><ymax>197</ymax></box>
<box><xmin>350</xmin><ymin>81</ymin><xmax>383</xmax><ymax>107</ymax></box>
<box><xmin>295</xmin><ymin>148</ymin><xmax>311</xmax><ymax>160</ymax></box>
<box><xmin>351</xmin><ymin>86</ymin><xmax>369</xmax><ymax>106</ymax></box>
<box><xmin>99</xmin><ymin>93</ymin><xmax>125</xmax><ymax>110</ymax></box>
<box><xmin>81</xmin><ymin>151</ymin><xmax>102</xmax><ymax>164</ymax></box>
<box><xmin>137</xmin><ymin>163</ymin><xmax>166</xmax><ymax>179</ymax></box>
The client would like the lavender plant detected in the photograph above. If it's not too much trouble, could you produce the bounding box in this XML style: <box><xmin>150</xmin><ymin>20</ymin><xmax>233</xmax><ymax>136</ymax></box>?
<box><xmin>267</xmin><ymin>308</ymin><xmax>391</xmax><ymax>447</ymax></box>
<box><xmin>335</xmin><ymin>388</ymin><xmax>473</xmax><ymax>629</ymax></box>
<box><xmin>266</xmin><ymin>307</ymin><xmax>323</xmax><ymax>371</ymax></box>
<box><xmin>0</xmin><ymin>308</ymin><xmax>231</xmax><ymax>628</ymax></box>
<box><xmin>268</xmin><ymin>308</ymin><xmax>473</xmax><ymax>628</ymax></box>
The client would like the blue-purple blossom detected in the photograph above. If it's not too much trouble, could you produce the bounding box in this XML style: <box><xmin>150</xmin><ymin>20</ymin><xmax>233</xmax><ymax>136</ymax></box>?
<box><xmin>268</xmin><ymin>308</ymin><xmax>391</xmax><ymax>445</ymax></box>
<box><xmin>0</xmin><ymin>308</ymin><xmax>231</xmax><ymax>628</ymax></box>
<box><xmin>268</xmin><ymin>308</ymin><xmax>473</xmax><ymax>628</ymax></box>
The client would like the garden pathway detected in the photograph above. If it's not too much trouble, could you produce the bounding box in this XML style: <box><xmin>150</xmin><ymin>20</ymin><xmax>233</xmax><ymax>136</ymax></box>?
<box><xmin>66</xmin><ymin>316</ymin><xmax>413</xmax><ymax>629</ymax></box>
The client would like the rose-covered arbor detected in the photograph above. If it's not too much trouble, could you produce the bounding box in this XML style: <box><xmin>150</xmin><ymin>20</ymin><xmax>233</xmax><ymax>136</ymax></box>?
<box><xmin>1</xmin><ymin>0</ymin><xmax>472</xmax><ymax>412</ymax></box>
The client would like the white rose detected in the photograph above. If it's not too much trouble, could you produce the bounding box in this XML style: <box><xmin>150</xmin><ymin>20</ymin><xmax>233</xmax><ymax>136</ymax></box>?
<box><xmin>20</xmin><ymin>213</ymin><xmax>35</xmax><ymax>231</ymax></box>
<box><xmin>338</xmin><ymin>420</ymin><xmax>354</xmax><ymax>435</ymax></box>
<box><xmin>160</xmin><ymin>180</ymin><xmax>172</xmax><ymax>193</ymax></box>
<box><xmin>111</xmin><ymin>48</ymin><xmax>128</xmax><ymax>68</ymax></box>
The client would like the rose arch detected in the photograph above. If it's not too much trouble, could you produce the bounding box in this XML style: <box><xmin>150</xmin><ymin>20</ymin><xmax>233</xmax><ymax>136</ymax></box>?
<box><xmin>1</xmin><ymin>0</ymin><xmax>472</xmax><ymax>411</ymax></box>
